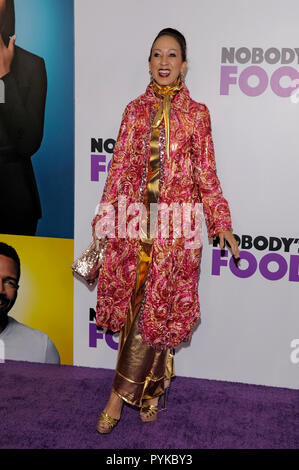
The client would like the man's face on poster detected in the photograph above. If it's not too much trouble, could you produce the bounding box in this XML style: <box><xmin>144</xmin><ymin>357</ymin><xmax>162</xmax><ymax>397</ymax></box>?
<box><xmin>0</xmin><ymin>254</ymin><xmax>19</xmax><ymax>319</ymax></box>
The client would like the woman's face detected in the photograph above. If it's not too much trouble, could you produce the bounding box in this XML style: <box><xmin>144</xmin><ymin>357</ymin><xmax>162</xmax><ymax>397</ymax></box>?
<box><xmin>149</xmin><ymin>35</ymin><xmax>187</xmax><ymax>87</ymax></box>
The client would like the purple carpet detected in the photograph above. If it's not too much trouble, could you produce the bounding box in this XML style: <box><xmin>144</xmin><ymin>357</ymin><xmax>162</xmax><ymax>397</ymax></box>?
<box><xmin>0</xmin><ymin>360</ymin><xmax>298</xmax><ymax>449</ymax></box>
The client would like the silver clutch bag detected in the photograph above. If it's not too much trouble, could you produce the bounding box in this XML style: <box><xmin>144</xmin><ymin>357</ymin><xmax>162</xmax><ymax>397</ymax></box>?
<box><xmin>72</xmin><ymin>237</ymin><xmax>108</xmax><ymax>285</ymax></box>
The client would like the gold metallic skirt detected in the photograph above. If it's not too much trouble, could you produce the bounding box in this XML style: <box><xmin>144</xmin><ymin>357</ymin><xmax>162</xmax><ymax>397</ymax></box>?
<box><xmin>112</xmin><ymin>240</ymin><xmax>175</xmax><ymax>407</ymax></box>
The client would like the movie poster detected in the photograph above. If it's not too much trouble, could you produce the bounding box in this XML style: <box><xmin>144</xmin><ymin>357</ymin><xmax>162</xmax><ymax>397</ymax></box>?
<box><xmin>0</xmin><ymin>0</ymin><xmax>74</xmax><ymax>365</ymax></box>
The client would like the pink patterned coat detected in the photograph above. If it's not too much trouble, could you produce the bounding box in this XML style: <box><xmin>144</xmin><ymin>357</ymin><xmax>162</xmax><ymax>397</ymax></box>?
<box><xmin>92</xmin><ymin>82</ymin><xmax>233</xmax><ymax>350</ymax></box>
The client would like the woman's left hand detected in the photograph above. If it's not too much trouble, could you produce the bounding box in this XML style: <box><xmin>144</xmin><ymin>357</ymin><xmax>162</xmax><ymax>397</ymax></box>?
<box><xmin>218</xmin><ymin>230</ymin><xmax>240</xmax><ymax>259</ymax></box>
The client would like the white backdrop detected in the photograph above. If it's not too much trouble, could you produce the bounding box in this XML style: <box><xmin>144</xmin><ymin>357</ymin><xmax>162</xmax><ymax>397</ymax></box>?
<box><xmin>74</xmin><ymin>0</ymin><xmax>299</xmax><ymax>389</ymax></box>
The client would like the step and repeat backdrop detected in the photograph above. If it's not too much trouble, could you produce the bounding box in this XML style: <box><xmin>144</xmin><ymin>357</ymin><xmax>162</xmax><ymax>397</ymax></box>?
<box><xmin>1</xmin><ymin>0</ymin><xmax>298</xmax><ymax>389</ymax></box>
<box><xmin>74</xmin><ymin>0</ymin><xmax>299</xmax><ymax>390</ymax></box>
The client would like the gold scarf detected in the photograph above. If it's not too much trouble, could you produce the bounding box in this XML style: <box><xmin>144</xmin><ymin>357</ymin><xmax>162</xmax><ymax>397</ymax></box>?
<box><xmin>150</xmin><ymin>76</ymin><xmax>184</xmax><ymax>161</ymax></box>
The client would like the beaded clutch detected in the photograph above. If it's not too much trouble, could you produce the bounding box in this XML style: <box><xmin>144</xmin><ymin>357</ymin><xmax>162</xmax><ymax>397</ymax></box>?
<box><xmin>72</xmin><ymin>237</ymin><xmax>108</xmax><ymax>285</ymax></box>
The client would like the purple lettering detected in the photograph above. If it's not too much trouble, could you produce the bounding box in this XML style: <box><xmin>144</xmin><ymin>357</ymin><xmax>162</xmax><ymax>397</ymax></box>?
<box><xmin>259</xmin><ymin>253</ymin><xmax>288</xmax><ymax>280</ymax></box>
<box><xmin>229</xmin><ymin>250</ymin><xmax>257</xmax><ymax>278</ymax></box>
<box><xmin>91</xmin><ymin>154</ymin><xmax>106</xmax><ymax>182</ymax></box>
<box><xmin>89</xmin><ymin>323</ymin><xmax>103</xmax><ymax>347</ymax></box>
<box><xmin>270</xmin><ymin>66</ymin><xmax>299</xmax><ymax>97</ymax></box>
<box><xmin>211</xmin><ymin>249</ymin><xmax>228</xmax><ymax>275</ymax></box>
<box><xmin>289</xmin><ymin>255</ymin><xmax>299</xmax><ymax>282</ymax></box>
<box><xmin>220</xmin><ymin>66</ymin><xmax>238</xmax><ymax>95</ymax></box>
<box><xmin>105</xmin><ymin>331</ymin><xmax>119</xmax><ymax>350</ymax></box>
<box><xmin>239</xmin><ymin>66</ymin><xmax>268</xmax><ymax>97</ymax></box>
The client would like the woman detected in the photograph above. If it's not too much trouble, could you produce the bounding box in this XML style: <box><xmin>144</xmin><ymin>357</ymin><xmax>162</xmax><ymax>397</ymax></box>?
<box><xmin>92</xmin><ymin>28</ymin><xmax>240</xmax><ymax>433</ymax></box>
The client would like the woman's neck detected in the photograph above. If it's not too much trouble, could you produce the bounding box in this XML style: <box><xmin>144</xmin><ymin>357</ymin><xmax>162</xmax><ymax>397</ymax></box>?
<box><xmin>151</xmin><ymin>76</ymin><xmax>183</xmax><ymax>99</ymax></box>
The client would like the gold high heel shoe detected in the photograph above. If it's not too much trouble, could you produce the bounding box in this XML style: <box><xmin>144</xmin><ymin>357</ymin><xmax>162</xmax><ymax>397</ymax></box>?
<box><xmin>140</xmin><ymin>389</ymin><xmax>168</xmax><ymax>422</ymax></box>
<box><xmin>97</xmin><ymin>391</ymin><xmax>123</xmax><ymax>434</ymax></box>
<box><xmin>96</xmin><ymin>411</ymin><xmax>120</xmax><ymax>434</ymax></box>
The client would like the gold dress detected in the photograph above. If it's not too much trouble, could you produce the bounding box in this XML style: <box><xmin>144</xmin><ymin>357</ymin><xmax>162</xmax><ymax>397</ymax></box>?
<box><xmin>111</xmin><ymin>111</ymin><xmax>175</xmax><ymax>408</ymax></box>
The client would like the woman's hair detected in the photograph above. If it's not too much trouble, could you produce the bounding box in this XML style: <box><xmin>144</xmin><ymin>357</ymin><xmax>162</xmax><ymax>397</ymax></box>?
<box><xmin>148</xmin><ymin>28</ymin><xmax>187</xmax><ymax>62</ymax></box>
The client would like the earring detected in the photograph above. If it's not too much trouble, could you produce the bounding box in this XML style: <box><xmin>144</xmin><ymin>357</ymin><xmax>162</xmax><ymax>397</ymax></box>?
<box><xmin>180</xmin><ymin>71</ymin><xmax>185</xmax><ymax>83</ymax></box>
<box><xmin>149</xmin><ymin>70</ymin><xmax>154</xmax><ymax>81</ymax></box>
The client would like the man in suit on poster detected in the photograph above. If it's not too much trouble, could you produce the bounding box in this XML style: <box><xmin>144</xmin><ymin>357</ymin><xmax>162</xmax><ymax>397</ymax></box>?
<box><xmin>0</xmin><ymin>0</ymin><xmax>47</xmax><ymax>236</ymax></box>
